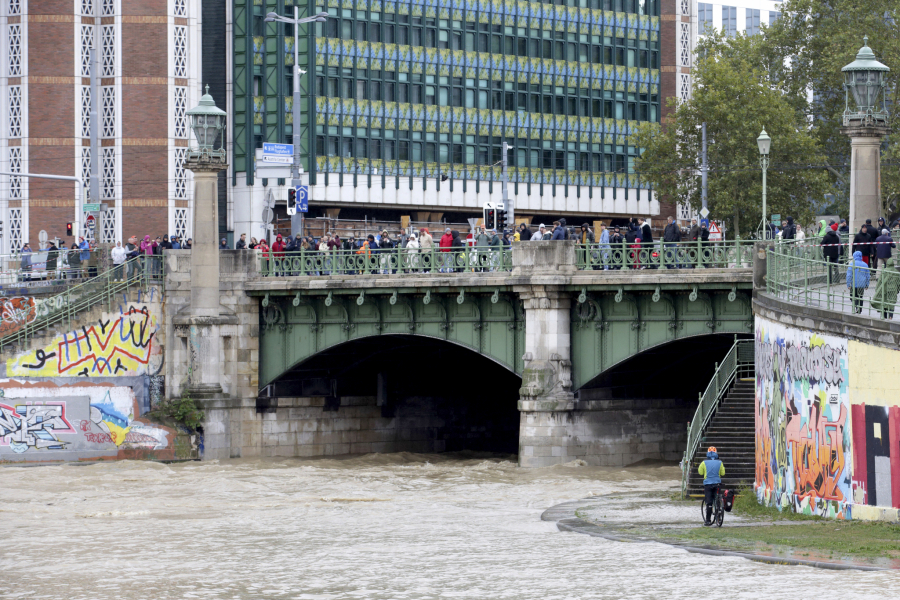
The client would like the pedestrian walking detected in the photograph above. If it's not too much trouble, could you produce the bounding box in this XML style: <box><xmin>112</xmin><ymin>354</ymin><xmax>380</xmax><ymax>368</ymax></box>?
<box><xmin>870</xmin><ymin>258</ymin><xmax>900</xmax><ymax>320</ymax></box>
<box><xmin>782</xmin><ymin>216</ymin><xmax>796</xmax><ymax>240</ymax></box>
<box><xmin>598</xmin><ymin>222</ymin><xmax>610</xmax><ymax>270</ymax></box>
<box><xmin>475</xmin><ymin>227</ymin><xmax>491</xmax><ymax>272</ymax></box>
<box><xmin>875</xmin><ymin>229</ymin><xmax>895</xmax><ymax>278</ymax></box>
<box><xmin>406</xmin><ymin>232</ymin><xmax>420</xmax><ymax>272</ymax></box>
<box><xmin>578</xmin><ymin>223</ymin><xmax>594</xmax><ymax>268</ymax></box>
<box><xmin>847</xmin><ymin>251</ymin><xmax>871</xmax><ymax>314</ymax></box>
<box><xmin>852</xmin><ymin>226</ymin><xmax>872</xmax><ymax>266</ymax></box>
<box><xmin>450</xmin><ymin>230</ymin><xmax>464</xmax><ymax>272</ymax></box>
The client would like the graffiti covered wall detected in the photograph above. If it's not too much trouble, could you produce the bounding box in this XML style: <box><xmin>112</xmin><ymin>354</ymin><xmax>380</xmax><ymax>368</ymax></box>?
<box><xmin>0</xmin><ymin>381</ymin><xmax>180</xmax><ymax>461</ymax></box>
<box><xmin>0</xmin><ymin>296</ymin><xmax>36</xmax><ymax>337</ymax></box>
<box><xmin>5</xmin><ymin>305</ymin><xmax>162</xmax><ymax>377</ymax></box>
<box><xmin>755</xmin><ymin>317</ymin><xmax>852</xmax><ymax>518</ymax></box>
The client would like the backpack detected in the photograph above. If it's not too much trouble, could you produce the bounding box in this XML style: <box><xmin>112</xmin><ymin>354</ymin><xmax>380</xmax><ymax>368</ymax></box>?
<box><xmin>722</xmin><ymin>489</ymin><xmax>735</xmax><ymax>512</ymax></box>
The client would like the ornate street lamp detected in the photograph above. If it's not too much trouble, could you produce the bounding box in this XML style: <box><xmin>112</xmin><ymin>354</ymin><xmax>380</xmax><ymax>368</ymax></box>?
<box><xmin>840</xmin><ymin>38</ymin><xmax>892</xmax><ymax>232</ymax></box>
<box><xmin>756</xmin><ymin>129</ymin><xmax>771</xmax><ymax>240</ymax></box>
<box><xmin>186</xmin><ymin>85</ymin><xmax>227</xmax><ymax>160</ymax></box>
<box><xmin>841</xmin><ymin>36</ymin><xmax>890</xmax><ymax>127</ymax></box>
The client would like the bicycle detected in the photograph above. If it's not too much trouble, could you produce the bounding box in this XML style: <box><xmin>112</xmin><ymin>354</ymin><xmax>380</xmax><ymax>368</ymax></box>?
<box><xmin>700</xmin><ymin>487</ymin><xmax>725</xmax><ymax>527</ymax></box>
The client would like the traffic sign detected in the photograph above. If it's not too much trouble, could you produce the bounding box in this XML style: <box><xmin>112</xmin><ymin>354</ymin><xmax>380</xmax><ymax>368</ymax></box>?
<box><xmin>86</xmin><ymin>215</ymin><xmax>96</xmax><ymax>231</ymax></box>
<box><xmin>699</xmin><ymin>207</ymin><xmax>710</xmax><ymax>219</ymax></box>
<box><xmin>708</xmin><ymin>221</ymin><xmax>722</xmax><ymax>241</ymax></box>
<box><xmin>83</xmin><ymin>203</ymin><xmax>101</xmax><ymax>212</ymax></box>
<box><xmin>262</xmin><ymin>143</ymin><xmax>293</xmax><ymax>157</ymax></box>
<box><xmin>261</xmin><ymin>207</ymin><xmax>274</xmax><ymax>224</ymax></box>
<box><xmin>297</xmin><ymin>186</ymin><xmax>308</xmax><ymax>213</ymax></box>
<box><xmin>770</xmin><ymin>213</ymin><xmax>781</xmax><ymax>227</ymax></box>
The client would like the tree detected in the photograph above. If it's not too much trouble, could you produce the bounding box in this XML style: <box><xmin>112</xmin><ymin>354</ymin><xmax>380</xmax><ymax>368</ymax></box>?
<box><xmin>631</xmin><ymin>32</ymin><xmax>830</xmax><ymax>238</ymax></box>
<box><xmin>752</xmin><ymin>0</ymin><xmax>899</xmax><ymax>220</ymax></box>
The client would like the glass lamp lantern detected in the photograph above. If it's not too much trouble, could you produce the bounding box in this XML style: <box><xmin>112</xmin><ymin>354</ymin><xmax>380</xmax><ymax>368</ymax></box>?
<box><xmin>186</xmin><ymin>86</ymin><xmax>227</xmax><ymax>157</ymax></box>
<box><xmin>841</xmin><ymin>37</ymin><xmax>890</xmax><ymax>126</ymax></box>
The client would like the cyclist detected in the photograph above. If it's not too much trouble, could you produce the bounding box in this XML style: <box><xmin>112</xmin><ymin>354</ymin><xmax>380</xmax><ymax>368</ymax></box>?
<box><xmin>698</xmin><ymin>446</ymin><xmax>725</xmax><ymax>526</ymax></box>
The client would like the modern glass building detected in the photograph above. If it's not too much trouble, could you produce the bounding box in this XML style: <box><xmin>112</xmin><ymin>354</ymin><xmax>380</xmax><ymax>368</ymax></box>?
<box><xmin>231</xmin><ymin>0</ymin><xmax>663</xmax><ymax>237</ymax></box>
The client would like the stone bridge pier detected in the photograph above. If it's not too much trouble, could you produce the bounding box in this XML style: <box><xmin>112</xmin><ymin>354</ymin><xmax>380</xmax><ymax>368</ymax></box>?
<box><xmin>165</xmin><ymin>241</ymin><xmax>752</xmax><ymax>467</ymax></box>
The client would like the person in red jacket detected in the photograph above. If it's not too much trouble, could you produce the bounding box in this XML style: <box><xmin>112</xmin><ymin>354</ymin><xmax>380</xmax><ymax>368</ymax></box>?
<box><xmin>439</xmin><ymin>227</ymin><xmax>453</xmax><ymax>272</ymax></box>
<box><xmin>272</xmin><ymin>234</ymin><xmax>286</xmax><ymax>257</ymax></box>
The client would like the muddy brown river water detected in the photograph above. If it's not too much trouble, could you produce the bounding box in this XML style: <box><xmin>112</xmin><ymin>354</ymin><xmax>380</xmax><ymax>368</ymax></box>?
<box><xmin>1</xmin><ymin>454</ymin><xmax>897</xmax><ymax>599</ymax></box>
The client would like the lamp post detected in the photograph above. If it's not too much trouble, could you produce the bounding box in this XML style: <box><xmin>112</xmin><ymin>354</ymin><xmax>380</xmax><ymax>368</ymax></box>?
<box><xmin>265</xmin><ymin>9</ymin><xmax>329</xmax><ymax>236</ymax></box>
<box><xmin>179</xmin><ymin>87</ymin><xmax>230</xmax><ymax>400</ymax></box>
<box><xmin>840</xmin><ymin>36</ymin><xmax>891</xmax><ymax>233</ymax></box>
<box><xmin>756</xmin><ymin>129</ymin><xmax>771</xmax><ymax>239</ymax></box>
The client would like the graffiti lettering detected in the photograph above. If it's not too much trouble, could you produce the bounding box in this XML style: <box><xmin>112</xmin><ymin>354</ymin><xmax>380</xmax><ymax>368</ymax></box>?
<box><xmin>0</xmin><ymin>402</ymin><xmax>74</xmax><ymax>453</ymax></box>
<box><xmin>0</xmin><ymin>296</ymin><xmax>36</xmax><ymax>337</ymax></box>
<box><xmin>7</xmin><ymin>307</ymin><xmax>159</xmax><ymax>377</ymax></box>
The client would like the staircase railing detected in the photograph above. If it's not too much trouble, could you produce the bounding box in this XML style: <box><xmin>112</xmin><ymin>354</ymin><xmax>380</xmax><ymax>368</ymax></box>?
<box><xmin>680</xmin><ymin>337</ymin><xmax>755</xmax><ymax>498</ymax></box>
<box><xmin>0</xmin><ymin>255</ymin><xmax>163</xmax><ymax>352</ymax></box>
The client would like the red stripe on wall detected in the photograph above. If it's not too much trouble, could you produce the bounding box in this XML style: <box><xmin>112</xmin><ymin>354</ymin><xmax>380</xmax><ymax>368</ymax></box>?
<box><xmin>851</xmin><ymin>403</ymin><xmax>868</xmax><ymax>501</ymax></box>
<box><xmin>889</xmin><ymin>406</ymin><xmax>900</xmax><ymax>509</ymax></box>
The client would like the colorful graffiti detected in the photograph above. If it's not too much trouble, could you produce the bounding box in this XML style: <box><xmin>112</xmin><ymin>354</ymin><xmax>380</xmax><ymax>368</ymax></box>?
<box><xmin>755</xmin><ymin>318</ymin><xmax>852</xmax><ymax>518</ymax></box>
<box><xmin>0</xmin><ymin>401</ymin><xmax>75</xmax><ymax>453</ymax></box>
<box><xmin>0</xmin><ymin>386</ymin><xmax>170</xmax><ymax>457</ymax></box>
<box><xmin>0</xmin><ymin>296</ymin><xmax>36</xmax><ymax>337</ymax></box>
<box><xmin>6</xmin><ymin>306</ymin><xmax>159</xmax><ymax>377</ymax></box>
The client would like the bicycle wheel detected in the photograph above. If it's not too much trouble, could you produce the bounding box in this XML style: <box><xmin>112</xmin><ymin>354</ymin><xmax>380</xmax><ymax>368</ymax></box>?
<box><xmin>715</xmin><ymin>495</ymin><xmax>725</xmax><ymax>527</ymax></box>
<box><xmin>700</xmin><ymin>499</ymin><xmax>708</xmax><ymax>523</ymax></box>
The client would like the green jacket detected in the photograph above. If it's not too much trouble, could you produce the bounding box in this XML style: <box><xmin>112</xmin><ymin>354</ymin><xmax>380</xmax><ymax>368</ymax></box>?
<box><xmin>698</xmin><ymin>461</ymin><xmax>725</xmax><ymax>478</ymax></box>
<box><xmin>870</xmin><ymin>258</ymin><xmax>900</xmax><ymax>315</ymax></box>
<box><xmin>490</xmin><ymin>234</ymin><xmax>502</xmax><ymax>248</ymax></box>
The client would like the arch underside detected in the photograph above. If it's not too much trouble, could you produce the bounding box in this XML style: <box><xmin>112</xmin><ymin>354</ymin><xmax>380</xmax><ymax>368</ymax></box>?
<box><xmin>571</xmin><ymin>288</ymin><xmax>753</xmax><ymax>390</ymax></box>
<box><xmin>259</xmin><ymin>292</ymin><xmax>525</xmax><ymax>387</ymax></box>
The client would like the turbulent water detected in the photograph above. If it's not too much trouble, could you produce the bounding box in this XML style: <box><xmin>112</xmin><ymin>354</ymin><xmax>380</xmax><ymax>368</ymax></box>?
<box><xmin>1</xmin><ymin>453</ymin><xmax>897</xmax><ymax>599</ymax></box>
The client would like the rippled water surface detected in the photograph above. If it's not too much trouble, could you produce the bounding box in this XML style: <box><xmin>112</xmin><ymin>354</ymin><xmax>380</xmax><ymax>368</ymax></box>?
<box><xmin>1</xmin><ymin>453</ymin><xmax>897</xmax><ymax>599</ymax></box>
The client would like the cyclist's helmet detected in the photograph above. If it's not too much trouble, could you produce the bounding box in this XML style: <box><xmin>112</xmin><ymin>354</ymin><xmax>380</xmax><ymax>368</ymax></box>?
<box><xmin>707</xmin><ymin>446</ymin><xmax>717</xmax><ymax>453</ymax></box>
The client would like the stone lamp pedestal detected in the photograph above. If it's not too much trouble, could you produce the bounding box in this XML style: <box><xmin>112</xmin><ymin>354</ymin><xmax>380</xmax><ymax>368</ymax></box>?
<box><xmin>841</xmin><ymin>124</ymin><xmax>891</xmax><ymax>234</ymax></box>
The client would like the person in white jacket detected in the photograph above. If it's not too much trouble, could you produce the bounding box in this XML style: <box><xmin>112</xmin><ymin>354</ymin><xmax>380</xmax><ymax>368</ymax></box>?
<box><xmin>111</xmin><ymin>241</ymin><xmax>127</xmax><ymax>281</ymax></box>
<box><xmin>406</xmin><ymin>233</ymin><xmax>420</xmax><ymax>272</ymax></box>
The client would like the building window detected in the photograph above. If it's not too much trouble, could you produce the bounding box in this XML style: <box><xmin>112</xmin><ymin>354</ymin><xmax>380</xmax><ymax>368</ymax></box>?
<box><xmin>746</xmin><ymin>9</ymin><xmax>760</xmax><ymax>36</ymax></box>
<box><xmin>680</xmin><ymin>0</ymin><xmax>689</xmax><ymax>16</ymax></box>
<box><xmin>698</xmin><ymin>3</ymin><xmax>713</xmax><ymax>34</ymax></box>
<box><xmin>174</xmin><ymin>87</ymin><xmax>187</xmax><ymax>138</ymax></box>
<box><xmin>101</xmin><ymin>210</ymin><xmax>116</xmax><ymax>243</ymax></box>
<box><xmin>679</xmin><ymin>74</ymin><xmax>690</xmax><ymax>102</ymax></box>
<box><xmin>101</xmin><ymin>0</ymin><xmax>114</xmax><ymax>17</ymax></box>
<box><xmin>101</xmin><ymin>86</ymin><xmax>115</xmax><ymax>137</ymax></box>
<box><xmin>9</xmin><ymin>147</ymin><xmax>21</xmax><ymax>200</ymax></box>
<box><xmin>174</xmin><ymin>0</ymin><xmax>186</xmax><ymax>18</ymax></box>
<box><xmin>8</xmin><ymin>24</ymin><xmax>21</xmax><ymax>77</ymax></box>
<box><xmin>81</xmin><ymin>0</ymin><xmax>93</xmax><ymax>15</ymax></box>
<box><xmin>679</xmin><ymin>22</ymin><xmax>690</xmax><ymax>67</ymax></box>
<box><xmin>174</xmin><ymin>148</ymin><xmax>187</xmax><ymax>200</ymax></box>
<box><xmin>102</xmin><ymin>147</ymin><xmax>115</xmax><ymax>201</ymax></box>
<box><xmin>80</xmin><ymin>25</ymin><xmax>94</xmax><ymax>77</ymax></box>
<box><xmin>174</xmin><ymin>26</ymin><xmax>187</xmax><ymax>78</ymax></box>
<box><xmin>8</xmin><ymin>0</ymin><xmax>20</xmax><ymax>16</ymax></box>
<box><xmin>174</xmin><ymin>208</ymin><xmax>188</xmax><ymax>241</ymax></box>
<box><xmin>769</xmin><ymin>11</ymin><xmax>781</xmax><ymax>26</ymax></box>
<box><xmin>722</xmin><ymin>7</ymin><xmax>737</xmax><ymax>37</ymax></box>
<box><xmin>101</xmin><ymin>25</ymin><xmax>115</xmax><ymax>77</ymax></box>
<box><xmin>8</xmin><ymin>207</ymin><xmax>22</xmax><ymax>251</ymax></box>
<box><xmin>81</xmin><ymin>87</ymin><xmax>92</xmax><ymax>138</ymax></box>
<box><xmin>81</xmin><ymin>148</ymin><xmax>92</xmax><ymax>196</ymax></box>
<box><xmin>8</xmin><ymin>86</ymin><xmax>21</xmax><ymax>137</ymax></box>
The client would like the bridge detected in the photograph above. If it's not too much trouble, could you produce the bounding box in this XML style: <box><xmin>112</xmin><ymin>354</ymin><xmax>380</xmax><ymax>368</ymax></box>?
<box><xmin>0</xmin><ymin>240</ymin><xmax>752</xmax><ymax>467</ymax></box>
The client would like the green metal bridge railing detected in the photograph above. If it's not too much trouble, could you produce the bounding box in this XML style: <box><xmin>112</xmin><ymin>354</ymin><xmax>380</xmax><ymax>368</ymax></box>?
<box><xmin>766</xmin><ymin>241</ymin><xmax>897</xmax><ymax>320</ymax></box>
<box><xmin>257</xmin><ymin>239</ymin><xmax>756</xmax><ymax>277</ymax></box>
<box><xmin>0</xmin><ymin>255</ymin><xmax>164</xmax><ymax>352</ymax></box>
<box><xmin>680</xmin><ymin>337</ymin><xmax>755</xmax><ymax>498</ymax></box>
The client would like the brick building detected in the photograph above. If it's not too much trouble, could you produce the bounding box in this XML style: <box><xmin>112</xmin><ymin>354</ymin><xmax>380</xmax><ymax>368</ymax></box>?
<box><xmin>0</xmin><ymin>0</ymin><xmax>205</xmax><ymax>252</ymax></box>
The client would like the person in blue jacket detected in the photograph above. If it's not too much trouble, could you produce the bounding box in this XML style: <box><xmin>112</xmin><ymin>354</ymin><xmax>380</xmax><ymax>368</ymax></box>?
<box><xmin>698</xmin><ymin>446</ymin><xmax>725</xmax><ymax>526</ymax></box>
<box><xmin>846</xmin><ymin>250</ymin><xmax>871</xmax><ymax>314</ymax></box>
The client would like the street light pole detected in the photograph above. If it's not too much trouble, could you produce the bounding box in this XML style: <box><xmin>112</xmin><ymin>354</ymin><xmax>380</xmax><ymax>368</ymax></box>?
<box><xmin>265</xmin><ymin>10</ymin><xmax>328</xmax><ymax>238</ymax></box>
<box><xmin>757</xmin><ymin>129</ymin><xmax>771</xmax><ymax>240</ymax></box>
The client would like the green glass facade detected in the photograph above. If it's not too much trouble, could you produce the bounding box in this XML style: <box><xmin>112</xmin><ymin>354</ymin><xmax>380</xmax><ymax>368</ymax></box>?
<box><xmin>234</xmin><ymin>0</ymin><xmax>660</xmax><ymax>197</ymax></box>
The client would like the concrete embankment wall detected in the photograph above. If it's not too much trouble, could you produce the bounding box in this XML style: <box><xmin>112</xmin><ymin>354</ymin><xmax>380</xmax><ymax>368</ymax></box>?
<box><xmin>754</xmin><ymin>294</ymin><xmax>900</xmax><ymax>522</ymax></box>
<box><xmin>0</xmin><ymin>284</ymin><xmax>199</xmax><ymax>462</ymax></box>
<box><xmin>520</xmin><ymin>395</ymin><xmax>694</xmax><ymax>468</ymax></box>
<box><xmin>203</xmin><ymin>394</ymin><xmax>519</xmax><ymax>459</ymax></box>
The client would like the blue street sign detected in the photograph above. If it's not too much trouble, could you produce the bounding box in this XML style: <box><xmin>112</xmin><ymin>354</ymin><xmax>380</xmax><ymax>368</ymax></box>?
<box><xmin>296</xmin><ymin>186</ymin><xmax>308</xmax><ymax>213</ymax></box>
<box><xmin>262</xmin><ymin>142</ymin><xmax>293</xmax><ymax>156</ymax></box>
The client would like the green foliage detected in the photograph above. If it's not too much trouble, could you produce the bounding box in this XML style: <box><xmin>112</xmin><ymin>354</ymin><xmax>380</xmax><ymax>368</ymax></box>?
<box><xmin>632</xmin><ymin>0</ymin><xmax>900</xmax><ymax>233</ymax></box>
<box><xmin>153</xmin><ymin>393</ymin><xmax>204</xmax><ymax>431</ymax></box>
<box><xmin>631</xmin><ymin>31</ymin><xmax>829</xmax><ymax>238</ymax></box>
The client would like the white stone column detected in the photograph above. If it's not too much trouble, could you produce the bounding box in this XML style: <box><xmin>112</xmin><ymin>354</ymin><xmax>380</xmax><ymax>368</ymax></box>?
<box><xmin>842</xmin><ymin>125</ymin><xmax>890</xmax><ymax>233</ymax></box>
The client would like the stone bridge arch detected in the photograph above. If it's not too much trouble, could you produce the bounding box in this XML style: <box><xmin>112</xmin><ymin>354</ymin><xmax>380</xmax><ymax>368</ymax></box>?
<box><xmin>257</xmin><ymin>290</ymin><xmax>525</xmax><ymax>388</ymax></box>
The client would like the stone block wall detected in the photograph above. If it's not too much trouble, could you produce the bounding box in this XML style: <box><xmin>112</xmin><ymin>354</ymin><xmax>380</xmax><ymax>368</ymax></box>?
<box><xmin>519</xmin><ymin>398</ymin><xmax>693</xmax><ymax>468</ymax></box>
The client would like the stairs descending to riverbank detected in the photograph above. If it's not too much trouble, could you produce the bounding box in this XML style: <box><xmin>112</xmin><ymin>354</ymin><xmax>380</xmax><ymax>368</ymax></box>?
<box><xmin>686</xmin><ymin>379</ymin><xmax>755</xmax><ymax>496</ymax></box>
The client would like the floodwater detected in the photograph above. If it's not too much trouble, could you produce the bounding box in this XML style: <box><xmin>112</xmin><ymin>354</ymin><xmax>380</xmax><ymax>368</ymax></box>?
<box><xmin>0</xmin><ymin>453</ymin><xmax>897</xmax><ymax>599</ymax></box>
